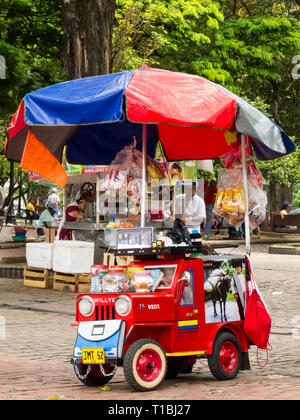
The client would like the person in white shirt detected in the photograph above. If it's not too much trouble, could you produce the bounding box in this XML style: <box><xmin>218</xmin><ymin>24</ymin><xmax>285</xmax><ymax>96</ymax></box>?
<box><xmin>174</xmin><ymin>184</ymin><xmax>206</xmax><ymax>232</ymax></box>
<box><xmin>47</xmin><ymin>188</ymin><xmax>60</xmax><ymax>207</ymax></box>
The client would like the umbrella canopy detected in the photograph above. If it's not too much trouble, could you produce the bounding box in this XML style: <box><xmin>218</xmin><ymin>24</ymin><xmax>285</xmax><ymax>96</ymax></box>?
<box><xmin>5</xmin><ymin>66</ymin><xmax>295</xmax><ymax>188</ymax></box>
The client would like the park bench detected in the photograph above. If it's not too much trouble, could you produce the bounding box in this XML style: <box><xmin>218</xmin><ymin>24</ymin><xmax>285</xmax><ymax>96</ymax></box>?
<box><xmin>270</xmin><ymin>212</ymin><xmax>300</xmax><ymax>234</ymax></box>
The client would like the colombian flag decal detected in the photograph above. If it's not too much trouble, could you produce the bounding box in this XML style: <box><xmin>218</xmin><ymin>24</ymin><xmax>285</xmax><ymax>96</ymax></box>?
<box><xmin>178</xmin><ymin>320</ymin><xmax>198</xmax><ymax>331</ymax></box>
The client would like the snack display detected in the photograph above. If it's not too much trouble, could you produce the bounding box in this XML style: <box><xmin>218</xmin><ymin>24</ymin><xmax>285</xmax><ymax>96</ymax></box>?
<box><xmin>249</xmin><ymin>205</ymin><xmax>265</xmax><ymax>227</ymax></box>
<box><xmin>102</xmin><ymin>269</ymin><xmax>127</xmax><ymax>293</ymax></box>
<box><xmin>131</xmin><ymin>271</ymin><xmax>154</xmax><ymax>293</ymax></box>
<box><xmin>215</xmin><ymin>165</ymin><xmax>267</xmax><ymax>229</ymax></box>
<box><xmin>127</xmin><ymin>264</ymin><xmax>144</xmax><ymax>279</ymax></box>
<box><xmin>247</xmin><ymin>175</ymin><xmax>268</xmax><ymax>228</ymax></box>
<box><xmin>215</xmin><ymin>181</ymin><xmax>246</xmax><ymax>228</ymax></box>
<box><xmin>90</xmin><ymin>265</ymin><xmax>108</xmax><ymax>293</ymax></box>
<box><xmin>101</xmin><ymin>138</ymin><xmax>165</xmax><ymax>193</ymax></box>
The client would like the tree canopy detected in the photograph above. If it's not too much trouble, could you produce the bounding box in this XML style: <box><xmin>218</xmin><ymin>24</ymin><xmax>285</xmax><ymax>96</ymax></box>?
<box><xmin>0</xmin><ymin>0</ymin><xmax>299</xmax><ymax>207</ymax></box>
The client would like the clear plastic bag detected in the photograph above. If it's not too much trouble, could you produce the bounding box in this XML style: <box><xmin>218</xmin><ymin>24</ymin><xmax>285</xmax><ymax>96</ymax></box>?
<box><xmin>106</xmin><ymin>138</ymin><xmax>165</xmax><ymax>189</ymax></box>
<box><xmin>214</xmin><ymin>168</ymin><xmax>268</xmax><ymax>229</ymax></box>
<box><xmin>247</xmin><ymin>176</ymin><xmax>268</xmax><ymax>228</ymax></box>
<box><xmin>214</xmin><ymin>168</ymin><xmax>246</xmax><ymax>228</ymax></box>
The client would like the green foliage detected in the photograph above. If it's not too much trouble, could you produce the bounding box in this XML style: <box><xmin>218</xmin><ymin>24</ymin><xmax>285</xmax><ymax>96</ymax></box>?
<box><xmin>0</xmin><ymin>0</ymin><xmax>65</xmax><ymax>111</ymax></box>
<box><xmin>0</xmin><ymin>0</ymin><xmax>65</xmax><ymax>197</ymax></box>
<box><xmin>0</xmin><ymin>0</ymin><xmax>299</xmax><ymax>204</ymax></box>
<box><xmin>113</xmin><ymin>0</ymin><xmax>224</xmax><ymax>72</ymax></box>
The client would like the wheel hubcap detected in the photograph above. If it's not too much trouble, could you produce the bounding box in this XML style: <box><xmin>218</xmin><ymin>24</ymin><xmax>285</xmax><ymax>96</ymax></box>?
<box><xmin>219</xmin><ymin>341</ymin><xmax>238</xmax><ymax>373</ymax></box>
<box><xmin>136</xmin><ymin>349</ymin><xmax>162</xmax><ymax>382</ymax></box>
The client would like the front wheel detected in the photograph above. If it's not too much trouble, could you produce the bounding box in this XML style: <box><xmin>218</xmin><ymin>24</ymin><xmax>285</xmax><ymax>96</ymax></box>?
<box><xmin>207</xmin><ymin>331</ymin><xmax>241</xmax><ymax>380</ymax></box>
<box><xmin>123</xmin><ymin>339</ymin><xmax>167</xmax><ymax>392</ymax></box>
<box><xmin>73</xmin><ymin>363</ymin><xmax>116</xmax><ymax>386</ymax></box>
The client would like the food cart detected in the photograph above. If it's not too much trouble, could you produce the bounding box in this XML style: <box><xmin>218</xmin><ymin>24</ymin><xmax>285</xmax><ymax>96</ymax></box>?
<box><xmin>5</xmin><ymin>66</ymin><xmax>295</xmax><ymax>390</ymax></box>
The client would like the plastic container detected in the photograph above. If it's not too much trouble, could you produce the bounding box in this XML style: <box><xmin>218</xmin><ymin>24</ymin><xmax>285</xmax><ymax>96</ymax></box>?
<box><xmin>131</xmin><ymin>270</ymin><xmax>154</xmax><ymax>292</ymax></box>
<box><xmin>12</xmin><ymin>236</ymin><xmax>26</xmax><ymax>242</ymax></box>
<box><xmin>53</xmin><ymin>240</ymin><xmax>94</xmax><ymax>273</ymax></box>
<box><xmin>110</xmin><ymin>265</ymin><xmax>127</xmax><ymax>272</ymax></box>
<box><xmin>102</xmin><ymin>269</ymin><xmax>128</xmax><ymax>293</ymax></box>
<box><xmin>15</xmin><ymin>231</ymin><xmax>26</xmax><ymax>237</ymax></box>
<box><xmin>14</xmin><ymin>227</ymin><xmax>27</xmax><ymax>233</ymax></box>
<box><xmin>90</xmin><ymin>265</ymin><xmax>108</xmax><ymax>293</ymax></box>
<box><xmin>127</xmin><ymin>264</ymin><xmax>144</xmax><ymax>279</ymax></box>
<box><xmin>104</xmin><ymin>229</ymin><xmax>116</xmax><ymax>246</ymax></box>
<box><xmin>26</xmin><ymin>243</ymin><xmax>54</xmax><ymax>269</ymax></box>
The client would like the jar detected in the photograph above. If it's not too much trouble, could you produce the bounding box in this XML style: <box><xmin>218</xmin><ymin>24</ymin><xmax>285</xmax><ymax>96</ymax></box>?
<box><xmin>127</xmin><ymin>264</ymin><xmax>144</xmax><ymax>279</ymax></box>
<box><xmin>131</xmin><ymin>270</ymin><xmax>154</xmax><ymax>293</ymax></box>
<box><xmin>90</xmin><ymin>265</ymin><xmax>108</xmax><ymax>293</ymax></box>
<box><xmin>110</xmin><ymin>265</ymin><xmax>127</xmax><ymax>272</ymax></box>
<box><xmin>102</xmin><ymin>269</ymin><xmax>127</xmax><ymax>293</ymax></box>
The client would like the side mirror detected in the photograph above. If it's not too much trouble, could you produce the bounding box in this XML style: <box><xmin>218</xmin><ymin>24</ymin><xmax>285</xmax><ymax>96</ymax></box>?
<box><xmin>179</xmin><ymin>271</ymin><xmax>191</xmax><ymax>286</ymax></box>
<box><xmin>175</xmin><ymin>271</ymin><xmax>191</xmax><ymax>303</ymax></box>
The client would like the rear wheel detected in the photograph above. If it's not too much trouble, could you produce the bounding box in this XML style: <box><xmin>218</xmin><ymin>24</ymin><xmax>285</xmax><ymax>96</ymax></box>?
<box><xmin>73</xmin><ymin>363</ymin><xmax>116</xmax><ymax>386</ymax></box>
<box><xmin>123</xmin><ymin>339</ymin><xmax>167</xmax><ymax>391</ymax></box>
<box><xmin>207</xmin><ymin>331</ymin><xmax>241</xmax><ymax>380</ymax></box>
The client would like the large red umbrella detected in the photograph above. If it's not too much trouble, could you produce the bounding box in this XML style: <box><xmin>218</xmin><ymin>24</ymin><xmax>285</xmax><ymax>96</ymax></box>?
<box><xmin>5</xmin><ymin>66</ymin><xmax>295</xmax><ymax>253</ymax></box>
<box><xmin>5</xmin><ymin>66</ymin><xmax>294</xmax><ymax>188</ymax></box>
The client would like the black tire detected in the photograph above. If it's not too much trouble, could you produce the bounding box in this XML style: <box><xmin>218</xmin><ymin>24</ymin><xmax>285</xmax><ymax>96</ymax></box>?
<box><xmin>123</xmin><ymin>339</ymin><xmax>167</xmax><ymax>392</ymax></box>
<box><xmin>207</xmin><ymin>331</ymin><xmax>241</xmax><ymax>380</ymax></box>
<box><xmin>73</xmin><ymin>363</ymin><xmax>115</xmax><ymax>386</ymax></box>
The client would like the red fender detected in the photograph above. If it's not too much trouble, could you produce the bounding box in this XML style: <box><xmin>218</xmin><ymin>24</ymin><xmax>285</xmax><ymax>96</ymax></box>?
<box><xmin>206</xmin><ymin>323</ymin><xmax>250</xmax><ymax>355</ymax></box>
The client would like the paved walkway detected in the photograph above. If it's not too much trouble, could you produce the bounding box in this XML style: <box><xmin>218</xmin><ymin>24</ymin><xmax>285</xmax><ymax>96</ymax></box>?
<box><xmin>0</xmin><ymin>244</ymin><xmax>299</xmax><ymax>400</ymax></box>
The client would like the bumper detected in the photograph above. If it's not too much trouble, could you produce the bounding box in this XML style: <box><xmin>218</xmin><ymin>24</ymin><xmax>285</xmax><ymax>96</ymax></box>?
<box><xmin>73</xmin><ymin>319</ymin><xmax>126</xmax><ymax>365</ymax></box>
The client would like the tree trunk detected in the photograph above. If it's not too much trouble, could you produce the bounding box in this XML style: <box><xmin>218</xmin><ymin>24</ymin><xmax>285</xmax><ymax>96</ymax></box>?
<box><xmin>5</xmin><ymin>161</ymin><xmax>16</xmax><ymax>224</ymax></box>
<box><xmin>62</xmin><ymin>0</ymin><xmax>116</xmax><ymax>79</ymax></box>
<box><xmin>267</xmin><ymin>183</ymin><xmax>293</xmax><ymax>212</ymax></box>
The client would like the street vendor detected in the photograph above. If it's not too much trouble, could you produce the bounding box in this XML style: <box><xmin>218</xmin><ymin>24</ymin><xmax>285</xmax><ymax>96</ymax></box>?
<box><xmin>47</xmin><ymin>188</ymin><xmax>60</xmax><ymax>208</ymax></box>
<box><xmin>174</xmin><ymin>183</ymin><xmax>206</xmax><ymax>232</ymax></box>
<box><xmin>36</xmin><ymin>202</ymin><xmax>59</xmax><ymax>236</ymax></box>
<box><xmin>59</xmin><ymin>192</ymin><xmax>86</xmax><ymax>240</ymax></box>
<box><xmin>148</xmin><ymin>186</ymin><xmax>173</xmax><ymax>221</ymax></box>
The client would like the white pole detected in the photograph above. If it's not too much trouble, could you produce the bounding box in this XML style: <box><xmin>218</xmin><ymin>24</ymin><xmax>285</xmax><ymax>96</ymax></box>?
<box><xmin>241</xmin><ymin>134</ymin><xmax>251</xmax><ymax>255</ymax></box>
<box><xmin>96</xmin><ymin>177</ymin><xmax>100</xmax><ymax>229</ymax></box>
<box><xmin>141</xmin><ymin>124</ymin><xmax>147</xmax><ymax>228</ymax></box>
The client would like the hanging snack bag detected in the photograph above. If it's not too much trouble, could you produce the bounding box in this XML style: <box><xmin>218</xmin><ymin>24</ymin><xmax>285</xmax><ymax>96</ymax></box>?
<box><xmin>247</xmin><ymin>175</ymin><xmax>268</xmax><ymax>228</ymax></box>
<box><xmin>214</xmin><ymin>168</ymin><xmax>246</xmax><ymax>228</ymax></box>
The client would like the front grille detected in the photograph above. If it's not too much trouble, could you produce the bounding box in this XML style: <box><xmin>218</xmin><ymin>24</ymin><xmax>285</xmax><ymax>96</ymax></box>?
<box><xmin>96</xmin><ymin>305</ymin><xmax>115</xmax><ymax>320</ymax></box>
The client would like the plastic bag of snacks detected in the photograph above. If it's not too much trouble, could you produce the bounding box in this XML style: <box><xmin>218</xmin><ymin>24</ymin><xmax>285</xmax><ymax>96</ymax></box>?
<box><xmin>106</xmin><ymin>138</ymin><xmax>165</xmax><ymax>188</ymax></box>
<box><xmin>247</xmin><ymin>176</ymin><xmax>268</xmax><ymax>228</ymax></box>
<box><xmin>214</xmin><ymin>168</ymin><xmax>246</xmax><ymax>228</ymax></box>
<box><xmin>131</xmin><ymin>271</ymin><xmax>154</xmax><ymax>293</ymax></box>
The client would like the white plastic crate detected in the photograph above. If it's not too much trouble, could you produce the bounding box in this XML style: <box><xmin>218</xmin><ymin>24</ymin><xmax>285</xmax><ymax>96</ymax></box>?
<box><xmin>26</xmin><ymin>243</ymin><xmax>54</xmax><ymax>270</ymax></box>
<box><xmin>53</xmin><ymin>240</ymin><xmax>94</xmax><ymax>274</ymax></box>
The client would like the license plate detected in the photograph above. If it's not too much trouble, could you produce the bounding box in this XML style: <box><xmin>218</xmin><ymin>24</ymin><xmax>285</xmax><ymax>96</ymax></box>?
<box><xmin>82</xmin><ymin>347</ymin><xmax>105</xmax><ymax>364</ymax></box>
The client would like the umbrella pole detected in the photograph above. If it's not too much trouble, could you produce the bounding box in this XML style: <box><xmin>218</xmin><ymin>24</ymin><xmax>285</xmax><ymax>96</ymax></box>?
<box><xmin>241</xmin><ymin>134</ymin><xmax>251</xmax><ymax>255</ymax></box>
<box><xmin>96</xmin><ymin>178</ymin><xmax>100</xmax><ymax>229</ymax></box>
<box><xmin>141</xmin><ymin>124</ymin><xmax>147</xmax><ymax>228</ymax></box>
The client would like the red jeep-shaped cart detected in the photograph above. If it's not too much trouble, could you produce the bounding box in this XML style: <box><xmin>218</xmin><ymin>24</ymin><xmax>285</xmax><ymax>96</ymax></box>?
<box><xmin>72</xmin><ymin>254</ymin><xmax>252</xmax><ymax>391</ymax></box>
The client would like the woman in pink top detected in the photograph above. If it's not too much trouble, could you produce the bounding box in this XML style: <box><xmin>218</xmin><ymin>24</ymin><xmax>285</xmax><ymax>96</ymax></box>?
<box><xmin>59</xmin><ymin>195</ymin><xmax>86</xmax><ymax>240</ymax></box>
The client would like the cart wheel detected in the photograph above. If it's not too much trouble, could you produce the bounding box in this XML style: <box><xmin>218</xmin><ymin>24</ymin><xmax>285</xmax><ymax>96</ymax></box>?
<box><xmin>123</xmin><ymin>339</ymin><xmax>167</xmax><ymax>392</ymax></box>
<box><xmin>207</xmin><ymin>331</ymin><xmax>241</xmax><ymax>380</ymax></box>
<box><xmin>73</xmin><ymin>363</ymin><xmax>116</xmax><ymax>386</ymax></box>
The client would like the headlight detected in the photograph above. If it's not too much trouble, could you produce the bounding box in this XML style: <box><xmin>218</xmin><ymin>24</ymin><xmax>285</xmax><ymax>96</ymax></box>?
<box><xmin>78</xmin><ymin>296</ymin><xmax>95</xmax><ymax>317</ymax></box>
<box><xmin>115</xmin><ymin>295</ymin><xmax>132</xmax><ymax>316</ymax></box>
